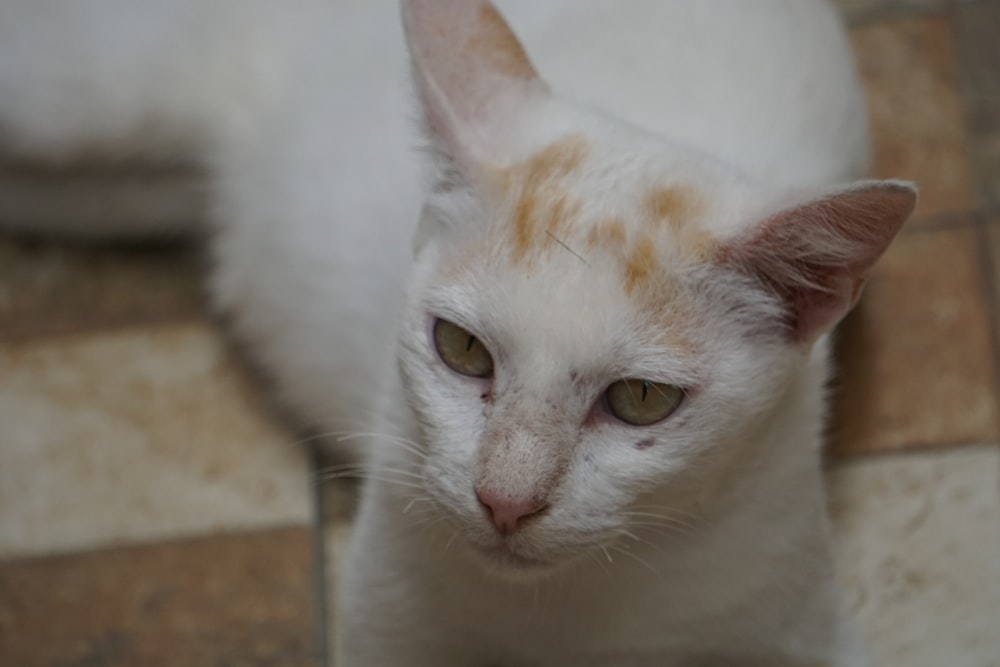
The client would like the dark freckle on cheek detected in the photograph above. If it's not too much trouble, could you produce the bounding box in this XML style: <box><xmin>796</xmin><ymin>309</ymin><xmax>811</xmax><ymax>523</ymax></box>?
<box><xmin>636</xmin><ymin>438</ymin><xmax>656</xmax><ymax>450</ymax></box>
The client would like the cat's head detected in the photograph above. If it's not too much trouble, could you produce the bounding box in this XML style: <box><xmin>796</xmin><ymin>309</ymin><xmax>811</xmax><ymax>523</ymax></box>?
<box><xmin>394</xmin><ymin>0</ymin><xmax>915</xmax><ymax>577</ymax></box>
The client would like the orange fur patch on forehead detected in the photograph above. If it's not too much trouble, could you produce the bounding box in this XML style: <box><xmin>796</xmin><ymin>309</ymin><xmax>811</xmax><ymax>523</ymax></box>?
<box><xmin>486</xmin><ymin>142</ymin><xmax>713</xmax><ymax>314</ymax></box>
<box><xmin>624</xmin><ymin>233</ymin><xmax>658</xmax><ymax>295</ymax></box>
<box><xmin>646</xmin><ymin>185</ymin><xmax>701</xmax><ymax>222</ymax></box>
<box><xmin>501</xmin><ymin>135</ymin><xmax>589</xmax><ymax>266</ymax></box>
<box><xmin>579</xmin><ymin>187</ymin><xmax>709</xmax><ymax>297</ymax></box>
<box><xmin>464</xmin><ymin>4</ymin><xmax>538</xmax><ymax>80</ymax></box>
<box><xmin>498</xmin><ymin>135</ymin><xmax>589</xmax><ymax>194</ymax></box>
<box><xmin>586</xmin><ymin>217</ymin><xmax>627</xmax><ymax>252</ymax></box>
<box><xmin>644</xmin><ymin>184</ymin><xmax>717</xmax><ymax>262</ymax></box>
<box><xmin>585</xmin><ymin>218</ymin><xmax>670</xmax><ymax>297</ymax></box>
<box><xmin>512</xmin><ymin>191</ymin><xmax>539</xmax><ymax>260</ymax></box>
<box><xmin>518</xmin><ymin>134</ymin><xmax>589</xmax><ymax>182</ymax></box>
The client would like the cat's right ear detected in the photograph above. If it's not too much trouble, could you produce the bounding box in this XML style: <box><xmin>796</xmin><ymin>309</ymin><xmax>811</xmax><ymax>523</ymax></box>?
<box><xmin>719</xmin><ymin>180</ymin><xmax>916</xmax><ymax>346</ymax></box>
<box><xmin>401</xmin><ymin>0</ymin><xmax>548</xmax><ymax>174</ymax></box>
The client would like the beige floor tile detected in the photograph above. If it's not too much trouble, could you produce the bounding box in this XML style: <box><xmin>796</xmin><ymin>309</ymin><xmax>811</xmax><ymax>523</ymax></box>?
<box><xmin>851</xmin><ymin>17</ymin><xmax>975</xmax><ymax>221</ymax></box>
<box><xmin>829</xmin><ymin>225</ymin><xmax>1000</xmax><ymax>455</ymax></box>
<box><xmin>0</xmin><ymin>236</ymin><xmax>206</xmax><ymax>342</ymax></box>
<box><xmin>0</xmin><ymin>527</ymin><xmax>321</xmax><ymax>667</ymax></box>
<box><xmin>0</xmin><ymin>323</ymin><xmax>312</xmax><ymax>559</ymax></box>
<box><xmin>828</xmin><ymin>445</ymin><xmax>1000</xmax><ymax>667</ymax></box>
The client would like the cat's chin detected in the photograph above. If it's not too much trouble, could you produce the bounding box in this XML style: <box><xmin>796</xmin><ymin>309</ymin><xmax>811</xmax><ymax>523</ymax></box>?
<box><xmin>468</xmin><ymin>543</ymin><xmax>559</xmax><ymax>579</ymax></box>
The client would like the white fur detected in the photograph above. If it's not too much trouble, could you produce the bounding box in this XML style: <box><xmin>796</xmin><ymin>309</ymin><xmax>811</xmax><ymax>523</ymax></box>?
<box><xmin>0</xmin><ymin>1</ymin><xmax>888</xmax><ymax>665</ymax></box>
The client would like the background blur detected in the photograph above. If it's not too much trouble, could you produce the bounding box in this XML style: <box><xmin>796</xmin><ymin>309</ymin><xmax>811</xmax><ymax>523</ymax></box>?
<box><xmin>1</xmin><ymin>0</ymin><xmax>999</xmax><ymax>665</ymax></box>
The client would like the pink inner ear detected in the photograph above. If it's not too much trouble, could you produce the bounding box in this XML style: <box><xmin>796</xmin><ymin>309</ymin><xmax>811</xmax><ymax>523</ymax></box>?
<box><xmin>401</xmin><ymin>0</ymin><xmax>547</xmax><ymax>166</ymax></box>
<box><xmin>721</xmin><ymin>181</ymin><xmax>917</xmax><ymax>344</ymax></box>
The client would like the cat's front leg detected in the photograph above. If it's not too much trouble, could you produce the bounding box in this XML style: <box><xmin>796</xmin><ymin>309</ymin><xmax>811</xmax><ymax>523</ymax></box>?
<box><xmin>335</xmin><ymin>532</ymin><xmax>477</xmax><ymax>667</ymax></box>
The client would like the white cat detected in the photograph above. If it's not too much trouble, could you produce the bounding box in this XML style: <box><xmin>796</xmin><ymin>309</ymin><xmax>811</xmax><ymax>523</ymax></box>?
<box><xmin>0</xmin><ymin>0</ymin><xmax>915</xmax><ymax>665</ymax></box>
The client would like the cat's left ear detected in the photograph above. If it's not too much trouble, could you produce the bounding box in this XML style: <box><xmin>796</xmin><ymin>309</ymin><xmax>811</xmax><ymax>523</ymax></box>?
<box><xmin>401</xmin><ymin>0</ymin><xmax>548</xmax><ymax>172</ymax></box>
<box><xmin>720</xmin><ymin>180</ymin><xmax>917</xmax><ymax>345</ymax></box>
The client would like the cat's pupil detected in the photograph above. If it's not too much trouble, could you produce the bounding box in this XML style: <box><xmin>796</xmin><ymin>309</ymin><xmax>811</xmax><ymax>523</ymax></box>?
<box><xmin>466</xmin><ymin>335</ymin><xmax>476</xmax><ymax>352</ymax></box>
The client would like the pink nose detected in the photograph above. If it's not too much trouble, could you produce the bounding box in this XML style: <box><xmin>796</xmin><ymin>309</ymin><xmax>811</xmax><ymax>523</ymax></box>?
<box><xmin>475</xmin><ymin>487</ymin><xmax>548</xmax><ymax>535</ymax></box>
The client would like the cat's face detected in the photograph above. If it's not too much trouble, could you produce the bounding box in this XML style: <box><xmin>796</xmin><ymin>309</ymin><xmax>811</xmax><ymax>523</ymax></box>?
<box><xmin>393</xmin><ymin>0</ymin><xmax>914</xmax><ymax>577</ymax></box>
<box><xmin>396</xmin><ymin>124</ymin><xmax>802</xmax><ymax>575</ymax></box>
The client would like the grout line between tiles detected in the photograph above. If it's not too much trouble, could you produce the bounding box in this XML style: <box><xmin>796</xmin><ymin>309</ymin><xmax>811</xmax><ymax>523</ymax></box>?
<box><xmin>308</xmin><ymin>444</ymin><xmax>331</xmax><ymax>667</ymax></box>
<box><xmin>825</xmin><ymin>440</ymin><xmax>1000</xmax><ymax>468</ymax></box>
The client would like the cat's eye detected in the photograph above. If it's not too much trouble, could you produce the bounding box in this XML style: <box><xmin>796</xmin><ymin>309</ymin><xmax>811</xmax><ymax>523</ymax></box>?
<box><xmin>433</xmin><ymin>318</ymin><xmax>494</xmax><ymax>378</ymax></box>
<box><xmin>605</xmin><ymin>379</ymin><xmax>684</xmax><ymax>426</ymax></box>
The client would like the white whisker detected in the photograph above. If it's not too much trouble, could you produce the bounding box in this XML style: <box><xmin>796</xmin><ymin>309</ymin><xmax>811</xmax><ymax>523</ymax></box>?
<box><xmin>403</xmin><ymin>497</ymin><xmax>425</xmax><ymax>513</ymax></box>
<box><xmin>629</xmin><ymin>503</ymin><xmax>702</xmax><ymax>522</ymax></box>
<box><xmin>335</xmin><ymin>432</ymin><xmax>428</xmax><ymax>459</ymax></box>
<box><xmin>586</xmin><ymin>550</ymin><xmax>615</xmax><ymax>583</ymax></box>
<box><xmin>409</xmin><ymin>513</ymin><xmax>451</xmax><ymax>532</ymax></box>
<box><xmin>626</xmin><ymin>521</ymin><xmax>694</xmax><ymax>539</ymax></box>
<box><xmin>609</xmin><ymin>545</ymin><xmax>660</xmax><ymax>577</ymax></box>
<box><xmin>444</xmin><ymin>530</ymin><xmax>460</xmax><ymax>552</ymax></box>
<box><xmin>622</xmin><ymin>510</ymin><xmax>697</xmax><ymax>535</ymax></box>
<box><xmin>320</xmin><ymin>463</ymin><xmax>425</xmax><ymax>481</ymax></box>
<box><xmin>614</xmin><ymin>529</ymin><xmax>670</xmax><ymax>558</ymax></box>
<box><xmin>321</xmin><ymin>471</ymin><xmax>425</xmax><ymax>490</ymax></box>
<box><xmin>290</xmin><ymin>427</ymin><xmax>429</xmax><ymax>461</ymax></box>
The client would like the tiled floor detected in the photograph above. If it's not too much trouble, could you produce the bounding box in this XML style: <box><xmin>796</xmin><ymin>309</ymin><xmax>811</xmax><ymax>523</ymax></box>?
<box><xmin>1</xmin><ymin>1</ymin><xmax>999</xmax><ymax>665</ymax></box>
